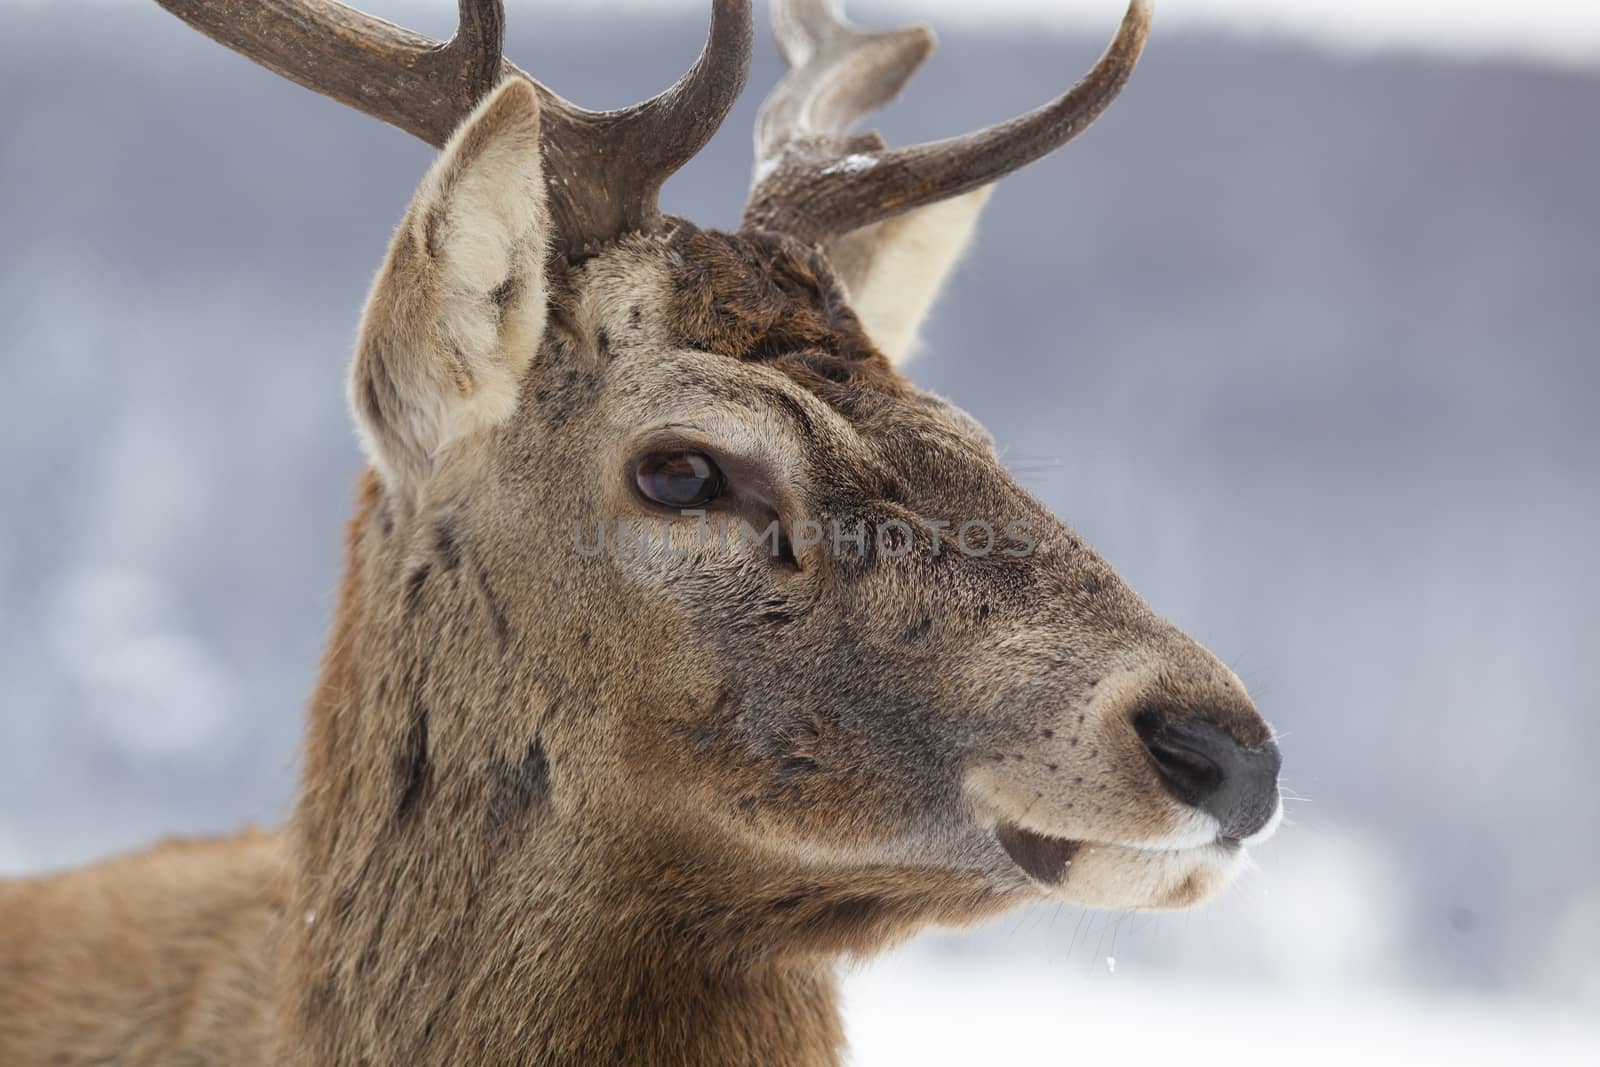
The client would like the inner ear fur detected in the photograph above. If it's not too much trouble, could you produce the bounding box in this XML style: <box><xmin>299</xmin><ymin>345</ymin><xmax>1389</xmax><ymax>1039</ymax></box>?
<box><xmin>350</xmin><ymin>79</ymin><xmax>552</xmax><ymax>499</ymax></box>
<box><xmin>828</xmin><ymin>186</ymin><xmax>992</xmax><ymax>366</ymax></box>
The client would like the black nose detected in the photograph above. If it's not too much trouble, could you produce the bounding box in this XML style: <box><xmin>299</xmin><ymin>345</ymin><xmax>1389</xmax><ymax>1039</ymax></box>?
<box><xmin>1134</xmin><ymin>713</ymin><xmax>1282</xmax><ymax>840</ymax></box>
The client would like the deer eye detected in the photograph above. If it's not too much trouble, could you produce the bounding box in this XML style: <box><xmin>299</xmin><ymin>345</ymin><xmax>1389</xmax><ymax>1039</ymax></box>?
<box><xmin>634</xmin><ymin>450</ymin><xmax>726</xmax><ymax>509</ymax></box>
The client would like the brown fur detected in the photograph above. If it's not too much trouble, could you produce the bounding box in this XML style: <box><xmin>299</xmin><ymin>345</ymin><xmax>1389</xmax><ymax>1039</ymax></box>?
<box><xmin>1</xmin><ymin>80</ymin><xmax>1277</xmax><ymax>1065</ymax></box>
<box><xmin>664</xmin><ymin>224</ymin><xmax>902</xmax><ymax>399</ymax></box>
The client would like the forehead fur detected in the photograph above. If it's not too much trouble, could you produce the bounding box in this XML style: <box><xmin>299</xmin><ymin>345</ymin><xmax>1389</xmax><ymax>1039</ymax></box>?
<box><xmin>576</xmin><ymin>222</ymin><xmax>906</xmax><ymax>413</ymax></box>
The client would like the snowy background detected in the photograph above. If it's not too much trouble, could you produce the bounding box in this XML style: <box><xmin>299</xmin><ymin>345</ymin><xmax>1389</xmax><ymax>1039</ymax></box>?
<box><xmin>1</xmin><ymin>1</ymin><xmax>1597</xmax><ymax>1062</ymax></box>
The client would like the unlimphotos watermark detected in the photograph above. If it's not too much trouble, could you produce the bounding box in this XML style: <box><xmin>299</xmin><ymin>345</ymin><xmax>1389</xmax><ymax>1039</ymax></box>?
<box><xmin>572</xmin><ymin>512</ymin><xmax>1036</xmax><ymax>562</ymax></box>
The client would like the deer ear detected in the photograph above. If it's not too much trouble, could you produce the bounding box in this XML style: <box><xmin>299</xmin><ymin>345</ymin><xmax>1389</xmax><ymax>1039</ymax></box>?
<box><xmin>351</xmin><ymin>79</ymin><xmax>550</xmax><ymax>497</ymax></box>
<box><xmin>827</xmin><ymin>186</ymin><xmax>992</xmax><ymax>367</ymax></box>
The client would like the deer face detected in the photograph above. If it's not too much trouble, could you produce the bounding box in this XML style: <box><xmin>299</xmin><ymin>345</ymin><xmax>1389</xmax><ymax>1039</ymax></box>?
<box><xmin>545</xmin><ymin>239</ymin><xmax>1278</xmax><ymax>916</ymax></box>
<box><xmin>346</xmin><ymin>70</ymin><xmax>1279</xmax><ymax>941</ymax></box>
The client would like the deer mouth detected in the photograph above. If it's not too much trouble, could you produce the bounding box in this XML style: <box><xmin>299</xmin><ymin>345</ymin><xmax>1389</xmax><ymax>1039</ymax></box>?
<box><xmin>994</xmin><ymin>823</ymin><xmax>1081</xmax><ymax>885</ymax></box>
<box><xmin>994</xmin><ymin>822</ymin><xmax>1252</xmax><ymax>889</ymax></box>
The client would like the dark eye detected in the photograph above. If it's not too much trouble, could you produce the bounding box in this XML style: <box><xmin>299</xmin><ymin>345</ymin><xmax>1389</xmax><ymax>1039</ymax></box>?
<box><xmin>634</xmin><ymin>450</ymin><xmax>725</xmax><ymax>509</ymax></box>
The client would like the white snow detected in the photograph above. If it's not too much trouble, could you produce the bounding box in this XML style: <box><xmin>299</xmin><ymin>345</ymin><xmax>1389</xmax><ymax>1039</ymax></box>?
<box><xmin>821</xmin><ymin>154</ymin><xmax>880</xmax><ymax>178</ymax></box>
<box><xmin>843</xmin><ymin>950</ymin><xmax>1600</xmax><ymax>1066</ymax></box>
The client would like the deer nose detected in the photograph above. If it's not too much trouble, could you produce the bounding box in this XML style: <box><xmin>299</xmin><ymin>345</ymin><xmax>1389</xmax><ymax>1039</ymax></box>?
<box><xmin>1133</xmin><ymin>712</ymin><xmax>1282</xmax><ymax>841</ymax></box>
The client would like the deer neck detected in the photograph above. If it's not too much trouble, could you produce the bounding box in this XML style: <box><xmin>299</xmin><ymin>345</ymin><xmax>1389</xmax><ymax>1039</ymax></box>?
<box><xmin>271</xmin><ymin>476</ymin><xmax>846</xmax><ymax>1066</ymax></box>
<box><xmin>277</xmin><ymin>838</ymin><xmax>844</xmax><ymax>1064</ymax></box>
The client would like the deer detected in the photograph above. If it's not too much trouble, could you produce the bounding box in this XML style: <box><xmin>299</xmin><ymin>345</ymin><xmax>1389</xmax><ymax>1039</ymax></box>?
<box><xmin>0</xmin><ymin>1</ymin><xmax>1283</xmax><ymax>1063</ymax></box>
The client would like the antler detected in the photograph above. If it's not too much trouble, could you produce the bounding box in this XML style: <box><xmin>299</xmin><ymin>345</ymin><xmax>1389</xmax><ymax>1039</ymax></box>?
<box><xmin>155</xmin><ymin>0</ymin><xmax>754</xmax><ymax>257</ymax></box>
<box><xmin>744</xmin><ymin>0</ymin><xmax>1152</xmax><ymax>242</ymax></box>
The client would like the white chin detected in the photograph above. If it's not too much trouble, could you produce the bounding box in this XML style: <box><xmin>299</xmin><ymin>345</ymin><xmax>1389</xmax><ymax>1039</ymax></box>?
<box><xmin>1052</xmin><ymin>839</ymin><xmax>1247</xmax><ymax>910</ymax></box>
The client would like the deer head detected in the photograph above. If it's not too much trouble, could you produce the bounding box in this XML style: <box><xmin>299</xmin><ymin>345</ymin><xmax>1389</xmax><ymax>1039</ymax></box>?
<box><xmin>158</xmin><ymin>0</ymin><xmax>1279</xmax><ymax>1009</ymax></box>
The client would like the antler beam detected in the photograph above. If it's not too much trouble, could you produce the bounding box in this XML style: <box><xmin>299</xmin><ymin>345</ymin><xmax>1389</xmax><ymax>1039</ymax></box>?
<box><xmin>744</xmin><ymin>0</ymin><xmax>1153</xmax><ymax>242</ymax></box>
<box><xmin>155</xmin><ymin>0</ymin><xmax>754</xmax><ymax>256</ymax></box>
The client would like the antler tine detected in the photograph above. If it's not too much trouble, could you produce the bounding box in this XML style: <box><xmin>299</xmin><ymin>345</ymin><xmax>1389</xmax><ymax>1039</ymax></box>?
<box><xmin>155</xmin><ymin>0</ymin><xmax>754</xmax><ymax>257</ymax></box>
<box><xmin>745</xmin><ymin>0</ymin><xmax>1153</xmax><ymax>242</ymax></box>
<box><xmin>625</xmin><ymin>0</ymin><xmax>756</xmax><ymax>197</ymax></box>
<box><xmin>753</xmin><ymin>0</ymin><xmax>935</xmax><ymax>169</ymax></box>
<box><xmin>534</xmin><ymin>0</ymin><xmax>753</xmax><ymax>253</ymax></box>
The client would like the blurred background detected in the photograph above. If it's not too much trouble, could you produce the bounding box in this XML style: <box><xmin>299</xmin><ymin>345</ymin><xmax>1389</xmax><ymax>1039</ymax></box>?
<box><xmin>1</xmin><ymin>0</ymin><xmax>1596</xmax><ymax>1062</ymax></box>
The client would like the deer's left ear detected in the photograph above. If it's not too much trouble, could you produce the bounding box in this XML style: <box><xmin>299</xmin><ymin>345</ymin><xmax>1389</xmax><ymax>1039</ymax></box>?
<box><xmin>351</xmin><ymin>79</ymin><xmax>550</xmax><ymax>498</ymax></box>
<box><xmin>827</xmin><ymin>186</ymin><xmax>992</xmax><ymax>366</ymax></box>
